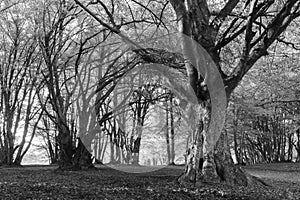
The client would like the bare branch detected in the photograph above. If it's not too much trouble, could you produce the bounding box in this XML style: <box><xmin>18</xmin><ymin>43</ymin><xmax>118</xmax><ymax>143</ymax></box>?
<box><xmin>74</xmin><ymin>0</ymin><xmax>144</xmax><ymax>50</ymax></box>
<box><xmin>0</xmin><ymin>1</ymin><xmax>20</xmax><ymax>12</ymax></box>
<box><xmin>211</xmin><ymin>0</ymin><xmax>240</xmax><ymax>32</ymax></box>
<box><xmin>225</xmin><ymin>0</ymin><xmax>300</xmax><ymax>95</ymax></box>
<box><xmin>130</xmin><ymin>0</ymin><xmax>168</xmax><ymax>30</ymax></box>
<box><xmin>277</xmin><ymin>37</ymin><xmax>300</xmax><ymax>50</ymax></box>
<box><xmin>74</xmin><ymin>0</ymin><xmax>120</xmax><ymax>34</ymax></box>
<box><xmin>96</xmin><ymin>0</ymin><xmax>117</xmax><ymax>27</ymax></box>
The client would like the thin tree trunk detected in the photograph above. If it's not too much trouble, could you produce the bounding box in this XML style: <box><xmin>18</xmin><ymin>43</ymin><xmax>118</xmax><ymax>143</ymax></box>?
<box><xmin>48</xmin><ymin>132</ymin><xmax>57</xmax><ymax>164</ymax></box>
<box><xmin>170</xmin><ymin>94</ymin><xmax>176</xmax><ymax>165</ymax></box>
<box><xmin>110</xmin><ymin>134</ymin><xmax>115</xmax><ymax>163</ymax></box>
<box><xmin>165</xmin><ymin>102</ymin><xmax>171</xmax><ymax>164</ymax></box>
<box><xmin>296</xmin><ymin>129</ymin><xmax>300</xmax><ymax>161</ymax></box>
<box><xmin>287</xmin><ymin>134</ymin><xmax>293</xmax><ymax>161</ymax></box>
<box><xmin>14</xmin><ymin>87</ymin><xmax>35</xmax><ymax>165</ymax></box>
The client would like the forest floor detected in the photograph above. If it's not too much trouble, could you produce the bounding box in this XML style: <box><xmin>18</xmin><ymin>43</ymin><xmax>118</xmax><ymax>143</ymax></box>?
<box><xmin>0</xmin><ymin>162</ymin><xmax>299</xmax><ymax>200</ymax></box>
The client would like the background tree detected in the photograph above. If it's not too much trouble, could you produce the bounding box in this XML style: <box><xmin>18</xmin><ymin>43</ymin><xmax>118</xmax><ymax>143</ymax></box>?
<box><xmin>0</xmin><ymin>3</ymin><xmax>43</xmax><ymax>166</ymax></box>
<box><xmin>226</xmin><ymin>43</ymin><xmax>300</xmax><ymax>164</ymax></box>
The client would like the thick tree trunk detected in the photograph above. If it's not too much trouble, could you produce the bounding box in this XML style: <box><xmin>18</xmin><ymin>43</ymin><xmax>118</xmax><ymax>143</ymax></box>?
<box><xmin>56</xmin><ymin>117</ymin><xmax>93</xmax><ymax>170</ymax></box>
<box><xmin>72</xmin><ymin>138</ymin><xmax>94</xmax><ymax>170</ymax></box>
<box><xmin>57</xmin><ymin>131</ymin><xmax>73</xmax><ymax>169</ymax></box>
<box><xmin>178</xmin><ymin>131</ymin><xmax>267</xmax><ymax>187</ymax></box>
<box><xmin>177</xmin><ymin>103</ymin><xmax>267</xmax><ymax>187</ymax></box>
<box><xmin>214</xmin><ymin>132</ymin><xmax>248</xmax><ymax>185</ymax></box>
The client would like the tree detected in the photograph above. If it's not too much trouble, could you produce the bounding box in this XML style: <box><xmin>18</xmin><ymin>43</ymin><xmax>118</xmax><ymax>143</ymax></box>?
<box><xmin>164</xmin><ymin>92</ymin><xmax>177</xmax><ymax>165</ymax></box>
<box><xmin>36</xmin><ymin>0</ymin><xmax>103</xmax><ymax>169</ymax></box>
<box><xmin>36</xmin><ymin>115</ymin><xmax>59</xmax><ymax>164</ymax></box>
<box><xmin>0</xmin><ymin>3</ymin><xmax>43</xmax><ymax>166</ymax></box>
<box><xmin>74</xmin><ymin>0</ymin><xmax>300</xmax><ymax>185</ymax></box>
<box><xmin>168</xmin><ymin>0</ymin><xmax>300</xmax><ymax>185</ymax></box>
<box><xmin>226</xmin><ymin>46</ymin><xmax>300</xmax><ymax>164</ymax></box>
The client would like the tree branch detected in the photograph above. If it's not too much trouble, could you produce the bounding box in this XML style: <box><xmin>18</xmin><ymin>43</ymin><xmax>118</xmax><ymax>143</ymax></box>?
<box><xmin>277</xmin><ymin>36</ymin><xmax>300</xmax><ymax>50</ymax></box>
<box><xmin>211</xmin><ymin>0</ymin><xmax>240</xmax><ymax>32</ymax></box>
<box><xmin>225</xmin><ymin>0</ymin><xmax>300</xmax><ymax>95</ymax></box>
<box><xmin>73</xmin><ymin>0</ymin><xmax>120</xmax><ymax>34</ymax></box>
<box><xmin>130</xmin><ymin>0</ymin><xmax>168</xmax><ymax>29</ymax></box>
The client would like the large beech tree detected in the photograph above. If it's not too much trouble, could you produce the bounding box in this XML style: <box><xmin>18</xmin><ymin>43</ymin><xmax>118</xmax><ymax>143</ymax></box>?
<box><xmin>168</xmin><ymin>0</ymin><xmax>300</xmax><ymax>185</ymax></box>
<box><xmin>74</xmin><ymin>0</ymin><xmax>300</xmax><ymax>186</ymax></box>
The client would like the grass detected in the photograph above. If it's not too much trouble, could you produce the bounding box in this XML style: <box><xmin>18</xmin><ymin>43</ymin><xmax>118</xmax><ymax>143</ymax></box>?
<box><xmin>0</xmin><ymin>163</ymin><xmax>299</xmax><ymax>199</ymax></box>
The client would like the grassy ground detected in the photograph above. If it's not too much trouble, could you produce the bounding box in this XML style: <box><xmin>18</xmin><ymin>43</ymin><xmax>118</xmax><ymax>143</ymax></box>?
<box><xmin>244</xmin><ymin>162</ymin><xmax>300</xmax><ymax>200</ymax></box>
<box><xmin>0</xmin><ymin>163</ymin><xmax>299</xmax><ymax>200</ymax></box>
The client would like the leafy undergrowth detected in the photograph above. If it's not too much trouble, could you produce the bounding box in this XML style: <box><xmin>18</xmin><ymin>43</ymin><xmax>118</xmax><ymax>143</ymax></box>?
<box><xmin>0</xmin><ymin>164</ymin><xmax>299</xmax><ymax>200</ymax></box>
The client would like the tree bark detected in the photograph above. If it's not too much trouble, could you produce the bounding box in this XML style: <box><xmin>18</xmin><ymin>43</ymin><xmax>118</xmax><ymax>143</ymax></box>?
<box><xmin>72</xmin><ymin>138</ymin><xmax>94</xmax><ymax>170</ymax></box>
<box><xmin>57</xmin><ymin>120</ymin><xmax>74</xmax><ymax>170</ymax></box>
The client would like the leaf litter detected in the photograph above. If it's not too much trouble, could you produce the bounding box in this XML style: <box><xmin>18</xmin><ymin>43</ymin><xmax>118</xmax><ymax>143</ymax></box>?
<box><xmin>0</xmin><ymin>164</ymin><xmax>299</xmax><ymax>199</ymax></box>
